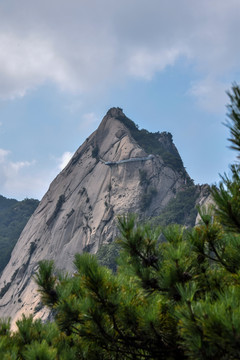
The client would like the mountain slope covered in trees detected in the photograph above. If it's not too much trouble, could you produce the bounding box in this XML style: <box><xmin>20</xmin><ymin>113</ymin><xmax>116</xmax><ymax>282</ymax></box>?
<box><xmin>0</xmin><ymin>196</ymin><xmax>39</xmax><ymax>274</ymax></box>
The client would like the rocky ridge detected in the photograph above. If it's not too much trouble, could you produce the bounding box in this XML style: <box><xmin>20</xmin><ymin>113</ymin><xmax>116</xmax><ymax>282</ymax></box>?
<box><xmin>0</xmin><ymin>108</ymin><xmax>209</xmax><ymax>326</ymax></box>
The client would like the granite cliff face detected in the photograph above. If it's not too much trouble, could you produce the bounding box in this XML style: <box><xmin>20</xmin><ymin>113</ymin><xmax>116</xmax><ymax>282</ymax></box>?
<box><xmin>0</xmin><ymin>108</ymin><xmax>209</xmax><ymax>325</ymax></box>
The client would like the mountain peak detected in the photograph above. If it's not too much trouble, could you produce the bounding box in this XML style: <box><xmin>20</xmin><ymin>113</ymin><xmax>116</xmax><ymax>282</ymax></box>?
<box><xmin>96</xmin><ymin>107</ymin><xmax>127</xmax><ymax>134</ymax></box>
<box><xmin>0</xmin><ymin>109</ymin><xmax>205</xmax><ymax>327</ymax></box>
<box><xmin>106</xmin><ymin>107</ymin><xmax>124</xmax><ymax>118</ymax></box>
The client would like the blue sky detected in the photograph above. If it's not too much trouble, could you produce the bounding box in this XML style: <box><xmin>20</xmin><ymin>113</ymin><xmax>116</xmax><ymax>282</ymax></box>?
<box><xmin>0</xmin><ymin>0</ymin><xmax>239</xmax><ymax>200</ymax></box>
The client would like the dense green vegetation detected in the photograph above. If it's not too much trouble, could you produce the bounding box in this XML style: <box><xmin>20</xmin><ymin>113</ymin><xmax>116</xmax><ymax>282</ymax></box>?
<box><xmin>153</xmin><ymin>185</ymin><xmax>209</xmax><ymax>227</ymax></box>
<box><xmin>97</xmin><ymin>241</ymin><xmax>121</xmax><ymax>272</ymax></box>
<box><xmin>0</xmin><ymin>196</ymin><xmax>39</xmax><ymax>274</ymax></box>
<box><xmin>115</xmin><ymin>111</ymin><xmax>185</xmax><ymax>172</ymax></box>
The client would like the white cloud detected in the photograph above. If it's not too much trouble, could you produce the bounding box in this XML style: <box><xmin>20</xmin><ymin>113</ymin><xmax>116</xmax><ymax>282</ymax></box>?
<box><xmin>8</xmin><ymin>160</ymin><xmax>33</xmax><ymax>173</ymax></box>
<box><xmin>188</xmin><ymin>78</ymin><xmax>229</xmax><ymax>113</ymax></box>
<box><xmin>57</xmin><ymin>151</ymin><xmax>74</xmax><ymax>171</ymax></box>
<box><xmin>0</xmin><ymin>149</ymin><xmax>10</xmax><ymax>163</ymax></box>
<box><xmin>0</xmin><ymin>148</ymin><xmax>39</xmax><ymax>199</ymax></box>
<box><xmin>127</xmin><ymin>47</ymin><xmax>189</xmax><ymax>80</ymax></box>
<box><xmin>0</xmin><ymin>0</ymin><xmax>238</xmax><ymax>108</ymax></box>
<box><xmin>0</xmin><ymin>33</ymin><xmax>74</xmax><ymax>99</ymax></box>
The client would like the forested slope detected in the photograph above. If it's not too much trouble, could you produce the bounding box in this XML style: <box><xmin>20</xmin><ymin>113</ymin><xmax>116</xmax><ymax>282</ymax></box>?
<box><xmin>0</xmin><ymin>196</ymin><xmax>39</xmax><ymax>274</ymax></box>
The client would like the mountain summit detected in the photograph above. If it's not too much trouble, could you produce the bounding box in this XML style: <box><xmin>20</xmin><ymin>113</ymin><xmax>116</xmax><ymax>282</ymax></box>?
<box><xmin>0</xmin><ymin>108</ymin><xmax>208</xmax><ymax>325</ymax></box>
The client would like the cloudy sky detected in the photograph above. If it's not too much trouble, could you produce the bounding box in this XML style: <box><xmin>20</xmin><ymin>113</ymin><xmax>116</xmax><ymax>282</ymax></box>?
<box><xmin>0</xmin><ymin>0</ymin><xmax>239</xmax><ymax>200</ymax></box>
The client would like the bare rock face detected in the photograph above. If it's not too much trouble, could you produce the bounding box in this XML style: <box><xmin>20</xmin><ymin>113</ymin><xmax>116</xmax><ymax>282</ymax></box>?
<box><xmin>0</xmin><ymin>108</ymin><xmax>205</xmax><ymax>326</ymax></box>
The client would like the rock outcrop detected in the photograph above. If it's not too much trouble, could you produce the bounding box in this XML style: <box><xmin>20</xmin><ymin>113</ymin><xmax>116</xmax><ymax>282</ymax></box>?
<box><xmin>0</xmin><ymin>107</ymin><xmax>209</xmax><ymax>326</ymax></box>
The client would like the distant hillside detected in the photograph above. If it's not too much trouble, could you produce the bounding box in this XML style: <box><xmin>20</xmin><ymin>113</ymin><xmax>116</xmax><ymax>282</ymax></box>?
<box><xmin>0</xmin><ymin>196</ymin><xmax>39</xmax><ymax>274</ymax></box>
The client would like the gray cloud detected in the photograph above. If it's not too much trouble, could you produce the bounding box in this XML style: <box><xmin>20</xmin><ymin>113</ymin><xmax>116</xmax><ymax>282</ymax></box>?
<box><xmin>0</xmin><ymin>0</ymin><xmax>239</xmax><ymax>107</ymax></box>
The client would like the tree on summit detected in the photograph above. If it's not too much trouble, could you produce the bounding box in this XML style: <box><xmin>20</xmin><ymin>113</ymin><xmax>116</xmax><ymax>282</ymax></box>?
<box><xmin>1</xmin><ymin>85</ymin><xmax>240</xmax><ymax>359</ymax></box>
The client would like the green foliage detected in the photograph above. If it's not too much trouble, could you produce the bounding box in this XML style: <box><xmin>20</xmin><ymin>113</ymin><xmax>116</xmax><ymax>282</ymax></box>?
<box><xmin>0</xmin><ymin>318</ymin><xmax>11</xmax><ymax>336</ymax></box>
<box><xmin>23</xmin><ymin>340</ymin><xmax>57</xmax><ymax>360</ymax></box>
<box><xmin>96</xmin><ymin>241</ymin><xmax>121</xmax><ymax>272</ymax></box>
<box><xmin>0</xmin><ymin>315</ymin><xmax>60</xmax><ymax>360</ymax></box>
<box><xmin>116</xmin><ymin>114</ymin><xmax>185</xmax><ymax>172</ymax></box>
<box><xmin>154</xmin><ymin>185</ymin><xmax>204</xmax><ymax>227</ymax></box>
<box><xmin>0</xmin><ymin>196</ymin><xmax>39</xmax><ymax>274</ymax></box>
<box><xmin>0</xmin><ymin>195</ymin><xmax>17</xmax><ymax>210</ymax></box>
<box><xmin>225</xmin><ymin>82</ymin><xmax>240</xmax><ymax>153</ymax></box>
<box><xmin>28</xmin><ymin>203</ymin><xmax>240</xmax><ymax>359</ymax></box>
<box><xmin>211</xmin><ymin>165</ymin><xmax>240</xmax><ymax>232</ymax></box>
<box><xmin>34</xmin><ymin>261</ymin><xmax>58</xmax><ymax>307</ymax></box>
<box><xmin>210</xmin><ymin>84</ymin><xmax>240</xmax><ymax>233</ymax></box>
<box><xmin>3</xmin><ymin>210</ymin><xmax>240</xmax><ymax>358</ymax></box>
<box><xmin>140</xmin><ymin>187</ymin><xmax>157</xmax><ymax>211</ymax></box>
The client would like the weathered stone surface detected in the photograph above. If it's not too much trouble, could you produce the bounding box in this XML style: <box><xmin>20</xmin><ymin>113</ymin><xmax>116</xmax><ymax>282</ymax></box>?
<box><xmin>0</xmin><ymin>108</ymin><xmax>208</xmax><ymax>326</ymax></box>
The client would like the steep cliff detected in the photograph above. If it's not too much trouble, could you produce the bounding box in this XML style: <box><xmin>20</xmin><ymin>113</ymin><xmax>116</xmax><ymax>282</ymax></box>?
<box><xmin>0</xmin><ymin>107</ymin><xmax>209</xmax><ymax>325</ymax></box>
